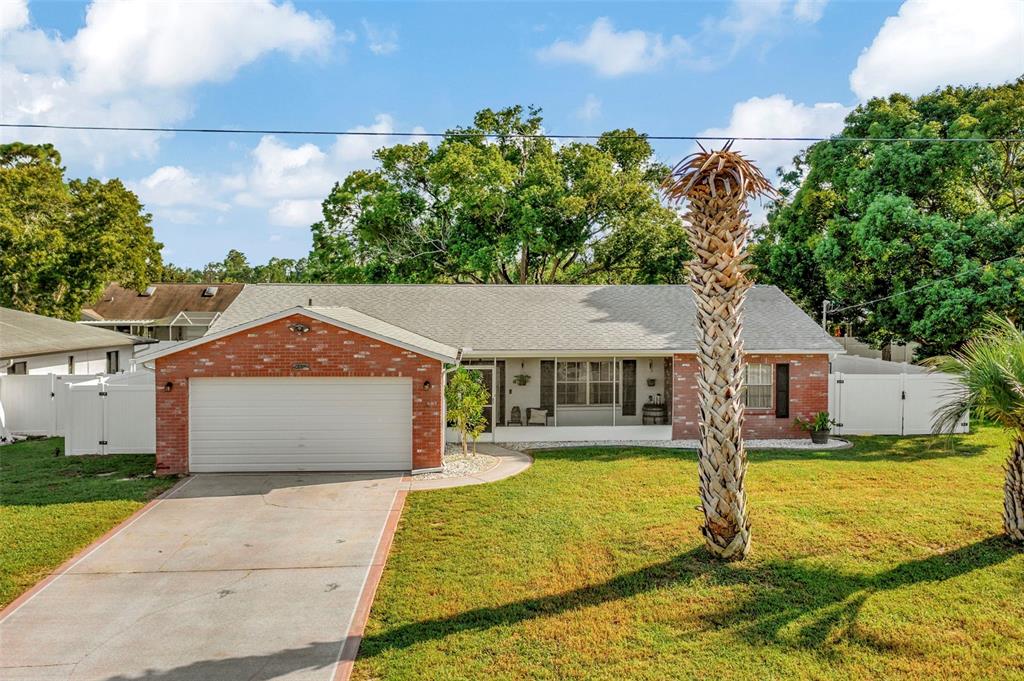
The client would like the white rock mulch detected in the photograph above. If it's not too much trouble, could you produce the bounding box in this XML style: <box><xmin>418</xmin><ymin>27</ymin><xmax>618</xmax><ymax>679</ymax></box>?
<box><xmin>502</xmin><ymin>437</ymin><xmax>850</xmax><ymax>451</ymax></box>
<box><xmin>415</xmin><ymin>448</ymin><xmax>500</xmax><ymax>480</ymax></box>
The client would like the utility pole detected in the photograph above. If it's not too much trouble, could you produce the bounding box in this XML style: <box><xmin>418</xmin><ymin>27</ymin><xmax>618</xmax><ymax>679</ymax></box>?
<box><xmin>821</xmin><ymin>299</ymin><xmax>831</xmax><ymax>332</ymax></box>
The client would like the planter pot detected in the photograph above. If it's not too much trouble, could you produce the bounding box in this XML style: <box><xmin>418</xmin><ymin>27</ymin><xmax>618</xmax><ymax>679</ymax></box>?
<box><xmin>810</xmin><ymin>429</ymin><xmax>830</xmax><ymax>444</ymax></box>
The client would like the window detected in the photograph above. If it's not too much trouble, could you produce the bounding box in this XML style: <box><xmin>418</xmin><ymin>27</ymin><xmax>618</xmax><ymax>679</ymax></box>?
<box><xmin>67</xmin><ymin>355</ymin><xmax>75</xmax><ymax>374</ymax></box>
<box><xmin>9</xmin><ymin>361</ymin><xmax>27</xmax><ymax>375</ymax></box>
<box><xmin>744</xmin><ymin>363</ymin><xmax>773</xmax><ymax>409</ymax></box>
<box><xmin>557</xmin><ymin>361</ymin><xmax>587</xmax><ymax>405</ymax></box>
<box><xmin>556</xmin><ymin>360</ymin><xmax>620</xmax><ymax>406</ymax></box>
<box><xmin>106</xmin><ymin>350</ymin><xmax>120</xmax><ymax>373</ymax></box>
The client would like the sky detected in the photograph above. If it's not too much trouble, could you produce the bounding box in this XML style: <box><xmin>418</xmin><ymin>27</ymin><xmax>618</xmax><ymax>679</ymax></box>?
<box><xmin>2</xmin><ymin>0</ymin><xmax>1022</xmax><ymax>269</ymax></box>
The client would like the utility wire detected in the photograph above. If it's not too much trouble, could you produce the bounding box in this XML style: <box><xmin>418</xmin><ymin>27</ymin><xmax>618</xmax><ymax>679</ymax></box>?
<box><xmin>827</xmin><ymin>253</ymin><xmax>1024</xmax><ymax>315</ymax></box>
<box><xmin>1</xmin><ymin>122</ymin><xmax>1021</xmax><ymax>143</ymax></box>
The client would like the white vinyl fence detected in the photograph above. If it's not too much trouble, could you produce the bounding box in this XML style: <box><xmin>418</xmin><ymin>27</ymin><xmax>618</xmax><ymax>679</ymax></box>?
<box><xmin>64</xmin><ymin>376</ymin><xmax>156</xmax><ymax>455</ymax></box>
<box><xmin>829</xmin><ymin>372</ymin><xmax>969</xmax><ymax>436</ymax></box>
<box><xmin>0</xmin><ymin>372</ymin><xmax>156</xmax><ymax>455</ymax></box>
<box><xmin>0</xmin><ymin>374</ymin><xmax>101</xmax><ymax>436</ymax></box>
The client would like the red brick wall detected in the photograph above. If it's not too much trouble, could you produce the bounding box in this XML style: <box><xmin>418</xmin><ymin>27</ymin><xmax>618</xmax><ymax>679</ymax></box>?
<box><xmin>671</xmin><ymin>353</ymin><xmax>830</xmax><ymax>440</ymax></box>
<box><xmin>154</xmin><ymin>313</ymin><xmax>444</xmax><ymax>475</ymax></box>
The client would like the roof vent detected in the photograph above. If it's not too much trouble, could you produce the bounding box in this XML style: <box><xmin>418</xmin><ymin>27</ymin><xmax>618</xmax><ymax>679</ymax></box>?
<box><xmin>140</xmin><ymin>286</ymin><xmax>156</xmax><ymax>297</ymax></box>
<box><xmin>202</xmin><ymin>286</ymin><xmax>218</xmax><ymax>297</ymax></box>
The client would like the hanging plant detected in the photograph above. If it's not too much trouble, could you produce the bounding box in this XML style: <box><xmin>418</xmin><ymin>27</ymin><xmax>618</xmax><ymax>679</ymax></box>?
<box><xmin>512</xmin><ymin>374</ymin><xmax>531</xmax><ymax>386</ymax></box>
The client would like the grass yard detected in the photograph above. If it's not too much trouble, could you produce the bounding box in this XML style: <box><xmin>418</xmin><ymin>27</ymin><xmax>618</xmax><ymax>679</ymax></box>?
<box><xmin>0</xmin><ymin>437</ymin><xmax>175</xmax><ymax>607</ymax></box>
<box><xmin>355</xmin><ymin>427</ymin><xmax>1024</xmax><ymax>681</ymax></box>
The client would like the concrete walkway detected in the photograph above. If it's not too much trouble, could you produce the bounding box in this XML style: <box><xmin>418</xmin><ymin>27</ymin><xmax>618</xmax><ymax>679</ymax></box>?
<box><xmin>0</xmin><ymin>473</ymin><xmax>407</xmax><ymax>681</ymax></box>
<box><xmin>408</xmin><ymin>444</ymin><xmax>532</xmax><ymax>491</ymax></box>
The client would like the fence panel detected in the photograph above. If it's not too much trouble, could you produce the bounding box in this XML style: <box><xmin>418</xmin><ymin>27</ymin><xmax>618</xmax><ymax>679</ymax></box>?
<box><xmin>104</xmin><ymin>384</ymin><xmax>156</xmax><ymax>454</ymax></box>
<box><xmin>902</xmin><ymin>374</ymin><xmax>968</xmax><ymax>435</ymax></box>
<box><xmin>830</xmin><ymin>372</ymin><xmax>968</xmax><ymax>436</ymax></box>
<box><xmin>65</xmin><ymin>383</ymin><xmax>106</xmax><ymax>455</ymax></box>
<box><xmin>0</xmin><ymin>375</ymin><xmax>55</xmax><ymax>435</ymax></box>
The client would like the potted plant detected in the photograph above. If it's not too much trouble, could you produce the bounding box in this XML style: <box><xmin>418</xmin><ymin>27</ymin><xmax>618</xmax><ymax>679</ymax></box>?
<box><xmin>794</xmin><ymin>411</ymin><xmax>838</xmax><ymax>444</ymax></box>
<box><xmin>512</xmin><ymin>374</ymin><xmax>531</xmax><ymax>386</ymax></box>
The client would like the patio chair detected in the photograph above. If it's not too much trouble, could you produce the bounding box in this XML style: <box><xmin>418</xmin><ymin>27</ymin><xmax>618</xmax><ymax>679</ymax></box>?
<box><xmin>526</xmin><ymin>408</ymin><xmax>548</xmax><ymax>426</ymax></box>
<box><xmin>509</xmin><ymin>406</ymin><xmax>523</xmax><ymax>426</ymax></box>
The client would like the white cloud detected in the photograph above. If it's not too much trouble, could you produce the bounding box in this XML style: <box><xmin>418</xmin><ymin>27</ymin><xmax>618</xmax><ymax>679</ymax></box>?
<box><xmin>0</xmin><ymin>0</ymin><xmax>28</xmax><ymax>34</ymax></box>
<box><xmin>71</xmin><ymin>0</ymin><xmax>334</xmax><ymax>93</ymax></box>
<box><xmin>269</xmin><ymin>199</ymin><xmax>324</xmax><ymax>227</ymax></box>
<box><xmin>699</xmin><ymin>94</ymin><xmax>851</xmax><ymax>178</ymax></box>
<box><xmin>0</xmin><ymin>0</ymin><xmax>338</xmax><ymax>168</ymax></box>
<box><xmin>849</xmin><ymin>0</ymin><xmax>1024</xmax><ymax>100</ymax></box>
<box><xmin>361</xmin><ymin>19</ymin><xmax>398</xmax><ymax>55</ymax></box>
<box><xmin>537</xmin><ymin>17</ymin><xmax>689</xmax><ymax>77</ymax></box>
<box><xmin>793</xmin><ymin>0</ymin><xmax>828</xmax><ymax>23</ymax></box>
<box><xmin>576</xmin><ymin>94</ymin><xmax>602</xmax><ymax>121</ymax></box>
<box><xmin>134</xmin><ymin>166</ymin><xmax>228</xmax><ymax>210</ymax></box>
<box><xmin>230</xmin><ymin>114</ymin><xmax>423</xmax><ymax>227</ymax></box>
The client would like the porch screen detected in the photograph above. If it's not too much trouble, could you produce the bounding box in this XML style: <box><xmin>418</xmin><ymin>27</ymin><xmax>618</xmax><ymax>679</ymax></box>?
<box><xmin>540</xmin><ymin>360</ymin><xmax>555</xmax><ymax>414</ymax></box>
<box><xmin>621</xmin><ymin>360</ymin><xmax>637</xmax><ymax>416</ymax></box>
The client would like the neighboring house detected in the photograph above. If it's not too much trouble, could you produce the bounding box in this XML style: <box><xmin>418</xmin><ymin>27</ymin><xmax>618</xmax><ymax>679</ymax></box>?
<box><xmin>833</xmin><ymin>336</ymin><xmax>919</xmax><ymax>363</ymax></box>
<box><xmin>142</xmin><ymin>284</ymin><xmax>842</xmax><ymax>476</ymax></box>
<box><xmin>80</xmin><ymin>282</ymin><xmax>244</xmax><ymax>341</ymax></box>
<box><xmin>0</xmin><ymin>306</ymin><xmax>150</xmax><ymax>375</ymax></box>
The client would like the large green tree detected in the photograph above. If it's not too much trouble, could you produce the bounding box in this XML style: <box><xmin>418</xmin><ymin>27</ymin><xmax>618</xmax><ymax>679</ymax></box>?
<box><xmin>307</xmin><ymin>106</ymin><xmax>688</xmax><ymax>284</ymax></box>
<box><xmin>753</xmin><ymin>80</ymin><xmax>1024</xmax><ymax>357</ymax></box>
<box><xmin>161</xmin><ymin>251</ymin><xmax>308</xmax><ymax>283</ymax></box>
<box><xmin>0</xmin><ymin>143</ymin><xmax>163</xmax><ymax>319</ymax></box>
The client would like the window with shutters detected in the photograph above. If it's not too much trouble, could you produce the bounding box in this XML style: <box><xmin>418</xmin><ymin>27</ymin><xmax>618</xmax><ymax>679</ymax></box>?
<box><xmin>743</xmin><ymin>363</ymin><xmax>773</xmax><ymax>409</ymax></box>
<box><xmin>556</xmin><ymin>360</ymin><xmax>621</xmax><ymax>406</ymax></box>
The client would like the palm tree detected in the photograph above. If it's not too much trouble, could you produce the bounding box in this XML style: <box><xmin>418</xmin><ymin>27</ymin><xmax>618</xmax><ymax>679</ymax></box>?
<box><xmin>663</xmin><ymin>142</ymin><xmax>774</xmax><ymax>560</ymax></box>
<box><xmin>927</xmin><ymin>315</ymin><xmax>1024</xmax><ymax>543</ymax></box>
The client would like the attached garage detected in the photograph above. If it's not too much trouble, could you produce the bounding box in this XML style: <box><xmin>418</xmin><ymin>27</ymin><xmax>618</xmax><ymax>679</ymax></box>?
<box><xmin>189</xmin><ymin>377</ymin><xmax>413</xmax><ymax>472</ymax></box>
<box><xmin>150</xmin><ymin>306</ymin><xmax>455</xmax><ymax>475</ymax></box>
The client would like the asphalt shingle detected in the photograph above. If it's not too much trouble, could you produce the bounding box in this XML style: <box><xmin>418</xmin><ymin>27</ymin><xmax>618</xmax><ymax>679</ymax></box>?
<box><xmin>209</xmin><ymin>284</ymin><xmax>841</xmax><ymax>354</ymax></box>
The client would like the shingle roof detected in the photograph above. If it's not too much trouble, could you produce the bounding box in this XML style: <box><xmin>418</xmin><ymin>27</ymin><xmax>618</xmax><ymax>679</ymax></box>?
<box><xmin>0</xmin><ymin>307</ymin><xmax>145</xmax><ymax>360</ymax></box>
<box><xmin>307</xmin><ymin>307</ymin><xmax>459</xmax><ymax>360</ymax></box>
<box><xmin>210</xmin><ymin>284</ymin><xmax>842</xmax><ymax>354</ymax></box>
<box><xmin>84</xmin><ymin>283</ymin><xmax>244</xmax><ymax>322</ymax></box>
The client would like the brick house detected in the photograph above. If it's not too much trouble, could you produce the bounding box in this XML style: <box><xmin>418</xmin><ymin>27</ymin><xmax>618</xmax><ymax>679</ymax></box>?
<box><xmin>142</xmin><ymin>284</ymin><xmax>841</xmax><ymax>475</ymax></box>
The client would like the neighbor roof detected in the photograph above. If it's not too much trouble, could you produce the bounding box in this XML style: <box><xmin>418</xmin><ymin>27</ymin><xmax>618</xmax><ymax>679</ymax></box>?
<box><xmin>83</xmin><ymin>283</ymin><xmax>244</xmax><ymax>323</ymax></box>
<box><xmin>0</xmin><ymin>307</ymin><xmax>146</xmax><ymax>360</ymax></box>
<box><xmin>208</xmin><ymin>284</ymin><xmax>842</xmax><ymax>354</ymax></box>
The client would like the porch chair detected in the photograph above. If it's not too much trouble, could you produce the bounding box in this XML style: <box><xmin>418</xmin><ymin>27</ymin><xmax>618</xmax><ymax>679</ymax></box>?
<box><xmin>526</xmin><ymin>408</ymin><xmax>548</xmax><ymax>426</ymax></box>
<box><xmin>509</xmin><ymin>406</ymin><xmax>523</xmax><ymax>426</ymax></box>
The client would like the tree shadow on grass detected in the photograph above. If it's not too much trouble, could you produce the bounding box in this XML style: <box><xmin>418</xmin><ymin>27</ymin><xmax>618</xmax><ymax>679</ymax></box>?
<box><xmin>356</xmin><ymin>535</ymin><xmax>1018</xmax><ymax>661</ymax></box>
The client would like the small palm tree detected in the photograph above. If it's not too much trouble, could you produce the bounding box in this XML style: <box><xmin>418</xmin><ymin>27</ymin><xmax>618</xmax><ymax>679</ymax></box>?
<box><xmin>663</xmin><ymin>142</ymin><xmax>774</xmax><ymax>560</ymax></box>
<box><xmin>927</xmin><ymin>315</ymin><xmax>1024</xmax><ymax>543</ymax></box>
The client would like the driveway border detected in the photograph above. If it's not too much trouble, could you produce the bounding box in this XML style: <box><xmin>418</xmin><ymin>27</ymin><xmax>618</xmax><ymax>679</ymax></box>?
<box><xmin>332</xmin><ymin>477</ymin><xmax>410</xmax><ymax>681</ymax></box>
<box><xmin>0</xmin><ymin>475</ymin><xmax>196</xmax><ymax>622</ymax></box>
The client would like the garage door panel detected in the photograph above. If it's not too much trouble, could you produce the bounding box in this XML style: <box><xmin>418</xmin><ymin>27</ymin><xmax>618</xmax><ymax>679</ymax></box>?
<box><xmin>189</xmin><ymin>377</ymin><xmax>412</xmax><ymax>472</ymax></box>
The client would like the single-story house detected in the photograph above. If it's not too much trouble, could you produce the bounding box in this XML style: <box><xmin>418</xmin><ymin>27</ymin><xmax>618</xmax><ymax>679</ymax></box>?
<box><xmin>0</xmin><ymin>306</ymin><xmax>151</xmax><ymax>375</ymax></box>
<box><xmin>81</xmin><ymin>282</ymin><xmax>244</xmax><ymax>341</ymax></box>
<box><xmin>141</xmin><ymin>284</ymin><xmax>842</xmax><ymax>476</ymax></box>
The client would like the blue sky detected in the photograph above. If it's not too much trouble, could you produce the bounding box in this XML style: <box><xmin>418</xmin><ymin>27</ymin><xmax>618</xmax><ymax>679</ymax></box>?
<box><xmin>2</xmin><ymin>0</ymin><xmax>1021</xmax><ymax>268</ymax></box>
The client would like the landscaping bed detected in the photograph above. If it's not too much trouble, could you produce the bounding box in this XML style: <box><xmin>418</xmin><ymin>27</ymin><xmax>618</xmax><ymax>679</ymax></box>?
<box><xmin>0</xmin><ymin>438</ymin><xmax>175</xmax><ymax>608</ymax></box>
<box><xmin>355</xmin><ymin>426</ymin><xmax>1024</xmax><ymax>680</ymax></box>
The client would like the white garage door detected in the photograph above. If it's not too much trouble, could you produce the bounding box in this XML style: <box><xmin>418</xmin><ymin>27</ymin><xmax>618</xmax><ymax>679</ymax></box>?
<box><xmin>189</xmin><ymin>377</ymin><xmax>412</xmax><ymax>472</ymax></box>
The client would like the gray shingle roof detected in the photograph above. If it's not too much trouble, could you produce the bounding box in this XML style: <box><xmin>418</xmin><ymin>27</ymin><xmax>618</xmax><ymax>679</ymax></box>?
<box><xmin>0</xmin><ymin>307</ymin><xmax>144</xmax><ymax>360</ymax></box>
<box><xmin>209</xmin><ymin>284</ymin><xmax>841</xmax><ymax>354</ymax></box>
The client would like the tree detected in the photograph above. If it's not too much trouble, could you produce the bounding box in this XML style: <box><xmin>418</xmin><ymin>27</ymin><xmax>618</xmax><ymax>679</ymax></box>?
<box><xmin>444</xmin><ymin>367</ymin><xmax>490</xmax><ymax>457</ymax></box>
<box><xmin>928</xmin><ymin>316</ymin><xmax>1024</xmax><ymax>542</ymax></box>
<box><xmin>752</xmin><ymin>80</ymin><xmax>1024</xmax><ymax>357</ymax></box>
<box><xmin>307</xmin><ymin>105</ymin><xmax>688</xmax><ymax>284</ymax></box>
<box><xmin>663</xmin><ymin>144</ymin><xmax>774</xmax><ymax>561</ymax></box>
<box><xmin>0</xmin><ymin>143</ymin><xmax>163</xmax><ymax>319</ymax></box>
<box><xmin>160</xmin><ymin>252</ymin><xmax>309</xmax><ymax>283</ymax></box>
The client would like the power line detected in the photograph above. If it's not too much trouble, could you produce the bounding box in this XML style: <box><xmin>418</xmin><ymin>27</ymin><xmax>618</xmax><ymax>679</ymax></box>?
<box><xmin>827</xmin><ymin>253</ymin><xmax>1024</xmax><ymax>316</ymax></box>
<box><xmin>1</xmin><ymin>122</ymin><xmax>1021</xmax><ymax>143</ymax></box>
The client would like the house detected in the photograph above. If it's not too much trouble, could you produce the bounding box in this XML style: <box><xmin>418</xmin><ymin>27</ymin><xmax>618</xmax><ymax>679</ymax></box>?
<box><xmin>141</xmin><ymin>284</ymin><xmax>842</xmax><ymax>476</ymax></box>
<box><xmin>0</xmin><ymin>306</ymin><xmax>151</xmax><ymax>375</ymax></box>
<box><xmin>80</xmin><ymin>282</ymin><xmax>244</xmax><ymax>341</ymax></box>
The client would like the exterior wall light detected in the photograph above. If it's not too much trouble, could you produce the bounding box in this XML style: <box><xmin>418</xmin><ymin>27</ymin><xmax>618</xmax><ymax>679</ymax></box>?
<box><xmin>289</xmin><ymin>323</ymin><xmax>310</xmax><ymax>334</ymax></box>
<box><xmin>163</xmin><ymin>381</ymin><xmax>174</xmax><ymax>392</ymax></box>
<box><xmin>423</xmin><ymin>380</ymin><xmax>432</xmax><ymax>391</ymax></box>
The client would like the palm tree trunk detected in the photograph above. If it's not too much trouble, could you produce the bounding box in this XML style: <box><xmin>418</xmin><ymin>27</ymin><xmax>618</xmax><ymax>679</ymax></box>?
<box><xmin>1006</xmin><ymin>439</ymin><xmax>1024</xmax><ymax>542</ymax></box>
<box><xmin>663</xmin><ymin>144</ymin><xmax>773</xmax><ymax>561</ymax></box>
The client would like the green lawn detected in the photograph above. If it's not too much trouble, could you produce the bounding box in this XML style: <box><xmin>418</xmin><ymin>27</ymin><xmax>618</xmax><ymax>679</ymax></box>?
<box><xmin>0</xmin><ymin>437</ymin><xmax>175</xmax><ymax>607</ymax></box>
<box><xmin>355</xmin><ymin>427</ymin><xmax>1024</xmax><ymax>681</ymax></box>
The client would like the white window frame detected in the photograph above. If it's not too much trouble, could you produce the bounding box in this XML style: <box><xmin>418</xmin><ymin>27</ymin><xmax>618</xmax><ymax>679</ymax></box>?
<box><xmin>556</xmin><ymin>359</ymin><xmax>620</xmax><ymax>407</ymax></box>
<box><xmin>744</xmin><ymin>363</ymin><xmax>773</xmax><ymax>410</ymax></box>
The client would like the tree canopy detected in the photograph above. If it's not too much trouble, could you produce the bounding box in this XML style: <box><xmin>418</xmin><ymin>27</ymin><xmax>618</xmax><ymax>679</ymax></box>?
<box><xmin>0</xmin><ymin>143</ymin><xmax>163</xmax><ymax>320</ymax></box>
<box><xmin>307</xmin><ymin>105</ymin><xmax>689</xmax><ymax>284</ymax></box>
<box><xmin>752</xmin><ymin>80</ymin><xmax>1024</xmax><ymax>357</ymax></box>
<box><xmin>161</xmin><ymin>250</ymin><xmax>308</xmax><ymax>284</ymax></box>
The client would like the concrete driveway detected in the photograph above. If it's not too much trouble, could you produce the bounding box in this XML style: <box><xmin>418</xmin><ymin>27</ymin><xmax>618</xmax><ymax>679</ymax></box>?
<box><xmin>0</xmin><ymin>473</ymin><xmax>407</xmax><ymax>681</ymax></box>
